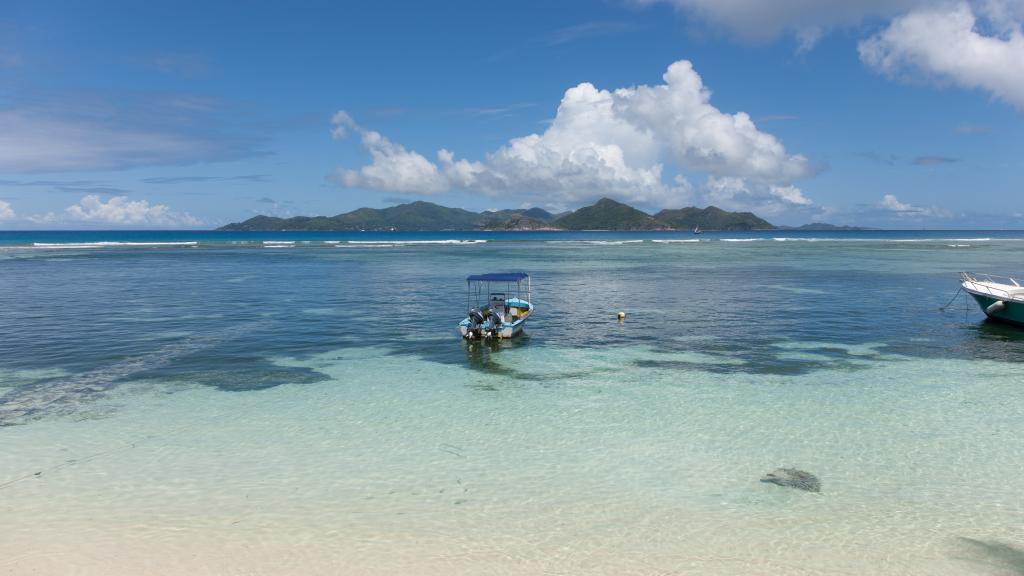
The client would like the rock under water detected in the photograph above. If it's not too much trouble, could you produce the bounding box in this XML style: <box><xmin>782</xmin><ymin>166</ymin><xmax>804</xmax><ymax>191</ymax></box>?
<box><xmin>760</xmin><ymin>468</ymin><xmax>821</xmax><ymax>492</ymax></box>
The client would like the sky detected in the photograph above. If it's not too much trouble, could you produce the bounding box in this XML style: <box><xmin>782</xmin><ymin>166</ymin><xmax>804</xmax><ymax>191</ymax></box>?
<box><xmin>0</xmin><ymin>0</ymin><xmax>1022</xmax><ymax>229</ymax></box>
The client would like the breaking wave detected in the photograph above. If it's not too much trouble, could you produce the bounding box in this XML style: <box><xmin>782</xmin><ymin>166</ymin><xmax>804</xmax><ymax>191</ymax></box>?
<box><xmin>32</xmin><ymin>241</ymin><xmax>198</xmax><ymax>249</ymax></box>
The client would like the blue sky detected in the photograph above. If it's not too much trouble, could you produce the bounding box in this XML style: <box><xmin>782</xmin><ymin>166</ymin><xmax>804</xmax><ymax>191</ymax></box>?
<box><xmin>1</xmin><ymin>0</ymin><xmax>1022</xmax><ymax>228</ymax></box>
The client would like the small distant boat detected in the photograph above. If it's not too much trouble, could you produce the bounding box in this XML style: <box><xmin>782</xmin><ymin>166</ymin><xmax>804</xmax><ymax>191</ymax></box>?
<box><xmin>693</xmin><ymin>225</ymin><xmax>702</xmax><ymax>234</ymax></box>
<box><xmin>961</xmin><ymin>272</ymin><xmax>1024</xmax><ymax>326</ymax></box>
<box><xmin>459</xmin><ymin>272</ymin><xmax>533</xmax><ymax>339</ymax></box>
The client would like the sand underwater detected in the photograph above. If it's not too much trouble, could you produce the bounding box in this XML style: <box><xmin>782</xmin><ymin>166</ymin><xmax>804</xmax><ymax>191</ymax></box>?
<box><xmin>2</xmin><ymin>230</ymin><xmax>1024</xmax><ymax>575</ymax></box>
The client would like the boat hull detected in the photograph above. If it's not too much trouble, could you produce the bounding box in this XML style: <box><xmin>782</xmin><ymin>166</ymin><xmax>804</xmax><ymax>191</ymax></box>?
<box><xmin>458</xmin><ymin>304</ymin><xmax>532</xmax><ymax>339</ymax></box>
<box><xmin>965</xmin><ymin>291</ymin><xmax>1024</xmax><ymax>326</ymax></box>
<box><xmin>459</xmin><ymin>321</ymin><xmax>526</xmax><ymax>339</ymax></box>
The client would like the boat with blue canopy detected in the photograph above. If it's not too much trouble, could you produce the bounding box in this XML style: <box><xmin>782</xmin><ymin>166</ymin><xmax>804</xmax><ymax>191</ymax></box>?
<box><xmin>459</xmin><ymin>272</ymin><xmax>533</xmax><ymax>339</ymax></box>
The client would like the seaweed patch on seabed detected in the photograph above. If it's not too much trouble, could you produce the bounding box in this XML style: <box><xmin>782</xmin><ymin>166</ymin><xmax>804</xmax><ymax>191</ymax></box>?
<box><xmin>0</xmin><ymin>321</ymin><xmax>266</xmax><ymax>427</ymax></box>
<box><xmin>147</xmin><ymin>355</ymin><xmax>330</xmax><ymax>392</ymax></box>
<box><xmin>954</xmin><ymin>537</ymin><xmax>1024</xmax><ymax>575</ymax></box>
<box><xmin>388</xmin><ymin>336</ymin><xmax>625</xmax><ymax>385</ymax></box>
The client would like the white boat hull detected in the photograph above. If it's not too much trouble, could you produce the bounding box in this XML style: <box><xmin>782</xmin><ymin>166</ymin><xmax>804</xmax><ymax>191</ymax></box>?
<box><xmin>459</xmin><ymin>303</ymin><xmax>532</xmax><ymax>339</ymax></box>
<box><xmin>459</xmin><ymin>322</ymin><xmax>524</xmax><ymax>339</ymax></box>
<box><xmin>961</xmin><ymin>272</ymin><xmax>1024</xmax><ymax>326</ymax></box>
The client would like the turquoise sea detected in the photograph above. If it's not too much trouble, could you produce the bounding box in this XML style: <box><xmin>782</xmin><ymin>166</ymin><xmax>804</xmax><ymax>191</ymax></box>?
<box><xmin>2</xmin><ymin>230</ymin><xmax>1024</xmax><ymax>575</ymax></box>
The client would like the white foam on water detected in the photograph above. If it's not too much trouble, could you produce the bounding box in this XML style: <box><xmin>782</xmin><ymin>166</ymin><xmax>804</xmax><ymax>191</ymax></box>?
<box><xmin>892</xmin><ymin>238</ymin><xmax>993</xmax><ymax>243</ymax></box>
<box><xmin>350</xmin><ymin>238</ymin><xmax>485</xmax><ymax>242</ymax></box>
<box><xmin>546</xmin><ymin>240</ymin><xmax>645</xmax><ymax>245</ymax></box>
<box><xmin>652</xmin><ymin>239</ymin><xmax>701</xmax><ymax>243</ymax></box>
<box><xmin>32</xmin><ymin>244</ymin><xmax>103</xmax><ymax>249</ymax></box>
<box><xmin>719</xmin><ymin>238</ymin><xmax>764</xmax><ymax>242</ymax></box>
<box><xmin>339</xmin><ymin>238</ymin><xmax>487</xmax><ymax>245</ymax></box>
<box><xmin>336</xmin><ymin>243</ymin><xmax>396</xmax><ymax>248</ymax></box>
<box><xmin>32</xmin><ymin>241</ymin><xmax>198</xmax><ymax>249</ymax></box>
<box><xmin>757</xmin><ymin>284</ymin><xmax>829</xmax><ymax>295</ymax></box>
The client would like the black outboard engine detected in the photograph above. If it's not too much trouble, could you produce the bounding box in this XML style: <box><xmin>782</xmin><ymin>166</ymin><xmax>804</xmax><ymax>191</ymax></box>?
<box><xmin>487</xmin><ymin>311</ymin><xmax>502</xmax><ymax>337</ymax></box>
<box><xmin>469</xmin><ymin>308</ymin><xmax>485</xmax><ymax>326</ymax></box>
<box><xmin>465</xmin><ymin>308</ymin><xmax>485</xmax><ymax>339</ymax></box>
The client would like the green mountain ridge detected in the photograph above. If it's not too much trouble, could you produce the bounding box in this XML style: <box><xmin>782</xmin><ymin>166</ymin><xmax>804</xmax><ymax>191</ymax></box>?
<box><xmin>480</xmin><ymin>207</ymin><xmax>556</xmax><ymax>223</ymax></box>
<box><xmin>480</xmin><ymin>216</ymin><xmax>560</xmax><ymax>230</ymax></box>
<box><xmin>219</xmin><ymin>201</ymin><xmax>483</xmax><ymax>231</ymax></box>
<box><xmin>654</xmin><ymin>206</ymin><xmax>773</xmax><ymax>231</ymax></box>
<box><xmin>218</xmin><ymin>197</ymin><xmax>785</xmax><ymax>231</ymax></box>
<box><xmin>775</xmin><ymin>222</ymin><xmax>870</xmax><ymax>231</ymax></box>
<box><xmin>553</xmin><ymin>198</ymin><xmax>669</xmax><ymax>230</ymax></box>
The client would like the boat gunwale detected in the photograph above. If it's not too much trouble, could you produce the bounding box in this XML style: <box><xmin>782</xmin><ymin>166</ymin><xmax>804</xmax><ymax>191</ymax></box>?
<box><xmin>960</xmin><ymin>272</ymin><xmax>1024</xmax><ymax>303</ymax></box>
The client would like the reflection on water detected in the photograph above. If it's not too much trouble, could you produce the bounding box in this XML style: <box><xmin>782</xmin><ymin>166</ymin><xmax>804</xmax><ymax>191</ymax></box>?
<box><xmin>462</xmin><ymin>336</ymin><xmax>519</xmax><ymax>375</ymax></box>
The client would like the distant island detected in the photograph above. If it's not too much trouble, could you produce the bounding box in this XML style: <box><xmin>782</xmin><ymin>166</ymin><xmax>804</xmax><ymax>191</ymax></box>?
<box><xmin>218</xmin><ymin>197</ymin><xmax>859</xmax><ymax>232</ymax></box>
<box><xmin>776</xmin><ymin>223</ymin><xmax>872</xmax><ymax>231</ymax></box>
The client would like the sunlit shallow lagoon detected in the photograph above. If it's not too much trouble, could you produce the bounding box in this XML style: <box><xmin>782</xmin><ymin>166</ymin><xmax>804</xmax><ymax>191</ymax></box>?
<box><xmin>2</xmin><ymin>230</ymin><xmax>1024</xmax><ymax>575</ymax></box>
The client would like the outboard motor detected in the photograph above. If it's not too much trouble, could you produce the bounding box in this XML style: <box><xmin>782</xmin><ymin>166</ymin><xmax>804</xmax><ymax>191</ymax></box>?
<box><xmin>487</xmin><ymin>311</ymin><xmax>502</xmax><ymax>337</ymax></box>
<box><xmin>468</xmin><ymin>308</ymin><xmax>485</xmax><ymax>326</ymax></box>
<box><xmin>465</xmin><ymin>308</ymin><xmax>485</xmax><ymax>339</ymax></box>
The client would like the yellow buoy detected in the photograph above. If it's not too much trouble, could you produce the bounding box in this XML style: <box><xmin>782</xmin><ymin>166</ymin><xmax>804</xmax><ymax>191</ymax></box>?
<box><xmin>617</xmin><ymin>311</ymin><xmax>625</xmax><ymax>320</ymax></box>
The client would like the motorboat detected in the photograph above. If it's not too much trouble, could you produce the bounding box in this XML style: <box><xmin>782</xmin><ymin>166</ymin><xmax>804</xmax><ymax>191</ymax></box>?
<box><xmin>459</xmin><ymin>272</ymin><xmax>533</xmax><ymax>339</ymax></box>
<box><xmin>960</xmin><ymin>272</ymin><xmax>1024</xmax><ymax>326</ymax></box>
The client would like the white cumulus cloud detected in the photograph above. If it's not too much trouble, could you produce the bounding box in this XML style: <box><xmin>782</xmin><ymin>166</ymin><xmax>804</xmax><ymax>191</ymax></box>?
<box><xmin>333</xmin><ymin>128</ymin><xmax>449</xmax><ymax>195</ymax></box>
<box><xmin>701</xmin><ymin>177</ymin><xmax>815</xmax><ymax>216</ymax></box>
<box><xmin>61</xmin><ymin>195</ymin><xmax>201</xmax><ymax>226</ymax></box>
<box><xmin>769</xmin><ymin>184</ymin><xmax>813</xmax><ymax>206</ymax></box>
<box><xmin>880</xmin><ymin>194</ymin><xmax>915</xmax><ymax>212</ymax></box>
<box><xmin>0</xmin><ymin>200</ymin><xmax>15</xmax><ymax>220</ymax></box>
<box><xmin>879</xmin><ymin>193</ymin><xmax>950</xmax><ymax>218</ymax></box>
<box><xmin>859</xmin><ymin>1</ymin><xmax>1024</xmax><ymax>110</ymax></box>
<box><xmin>331</xmin><ymin>59</ymin><xmax>811</xmax><ymax>210</ymax></box>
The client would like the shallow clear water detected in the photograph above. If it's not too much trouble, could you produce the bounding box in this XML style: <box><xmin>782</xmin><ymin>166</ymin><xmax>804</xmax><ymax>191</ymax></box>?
<box><xmin>2</xmin><ymin>231</ymin><xmax>1024</xmax><ymax>575</ymax></box>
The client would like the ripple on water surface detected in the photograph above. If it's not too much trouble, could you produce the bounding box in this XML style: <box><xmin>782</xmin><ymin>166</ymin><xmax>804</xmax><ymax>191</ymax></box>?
<box><xmin>2</xmin><ymin>342</ymin><xmax>1023</xmax><ymax>575</ymax></box>
<box><xmin>3</xmin><ymin>235</ymin><xmax>1024</xmax><ymax>574</ymax></box>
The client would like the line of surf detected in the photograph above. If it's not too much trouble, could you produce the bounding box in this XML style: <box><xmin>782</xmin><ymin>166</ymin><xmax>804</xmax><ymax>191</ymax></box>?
<box><xmin>32</xmin><ymin>241</ymin><xmax>199</xmax><ymax>249</ymax></box>
<box><xmin>545</xmin><ymin>240</ymin><xmax>645</xmax><ymax>245</ymax></box>
<box><xmin>347</xmin><ymin>239</ymin><xmax>486</xmax><ymax>244</ymax></box>
<box><xmin>340</xmin><ymin>240</ymin><xmax>488</xmax><ymax>247</ymax></box>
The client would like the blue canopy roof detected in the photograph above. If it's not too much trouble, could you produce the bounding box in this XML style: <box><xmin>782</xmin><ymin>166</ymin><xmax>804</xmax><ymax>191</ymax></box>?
<box><xmin>466</xmin><ymin>272</ymin><xmax>529</xmax><ymax>283</ymax></box>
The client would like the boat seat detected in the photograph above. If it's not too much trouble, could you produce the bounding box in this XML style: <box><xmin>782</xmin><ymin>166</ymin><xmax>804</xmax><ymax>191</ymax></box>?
<box><xmin>488</xmin><ymin>293</ymin><xmax>506</xmax><ymax>321</ymax></box>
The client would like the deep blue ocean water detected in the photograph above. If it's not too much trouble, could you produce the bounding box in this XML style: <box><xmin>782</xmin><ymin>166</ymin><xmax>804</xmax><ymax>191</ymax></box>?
<box><xmin>2</xmin><ymin>230</ymin><xmax>1023</xmax><ymax>574</ymax></box>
